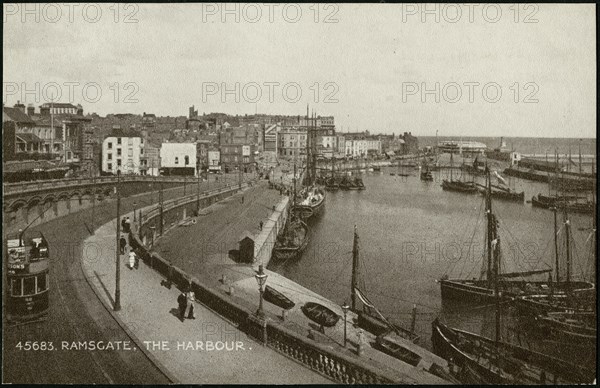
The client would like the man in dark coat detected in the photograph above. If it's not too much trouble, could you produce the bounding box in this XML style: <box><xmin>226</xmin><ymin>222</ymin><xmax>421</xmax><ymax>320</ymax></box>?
<box><xmin>177</xmin><ymin>292</ymin><xmax>186</xmax><ymax>322</ymax></box>
<box><xmin>119</xmin><ymin>235</ymin><xmax>127</xmax><ymax>254</ymax></box>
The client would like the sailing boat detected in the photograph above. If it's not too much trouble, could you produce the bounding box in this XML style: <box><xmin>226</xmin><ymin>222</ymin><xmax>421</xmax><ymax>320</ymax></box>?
<box><xmin>293</xmin><ymin>110</ymin><xmax>326</xmax><ymax>219</ymax></box>
<box><xmin>513</xmin><ymin>204</ymin><xmax>596</xmax><ymax>316</ymax></box>
<box><xmin>349</xmin><ymin>226</ymin><xmax>419</xmax><ymax>342</ymax></box>
<box><xmin>475</xmin><ymin>170</ymin><xmax>524</xmax><ymax>202</ymax></box>
<box><xmin>325</xmin><ymin>155</ymin><xmax>339</xmax><ymax>191</ymax></box>
<box><xmin>439</xmin><ymin>167</ymin><xmax>594</xmax><ymax>305</ymax></box>
<box><xmin>431</xmin><ymin>169</ymin><xmax>595</xmax><ymax>384</ymax></box>
<box><xmin>441</xmin><ymin>152</ymin><xmax>478</xmax><ymax>193</ymax></box>
<box><xmin>420</xmin><ymin>155</ymin><xmax>433</xmax><ymax>181</ymax></box>
<box><xmin>272</xmin><ymin>163</ymin><xmax>309</xmax><ymax>262</ymax></box>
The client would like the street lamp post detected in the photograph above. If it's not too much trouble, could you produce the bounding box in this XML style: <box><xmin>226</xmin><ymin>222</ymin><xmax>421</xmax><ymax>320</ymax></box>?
<box><xmin>341</xmin><ymin>302</ymin><xmax>350</xmax><ymax>347</ymax></box>
<box><xmin>254</xmin><ymin>264</ymin><xmax>268</xmax><ymax>317</ymax></box>
<box><xmin>114</xmin><ymin>170</ymin><xmax>122</xmax><ymax>311</ymax></box>
<box><xmin>133</xmin><ymin>201</ymin><xmax>137</xmax><ymax>222</ymax></box>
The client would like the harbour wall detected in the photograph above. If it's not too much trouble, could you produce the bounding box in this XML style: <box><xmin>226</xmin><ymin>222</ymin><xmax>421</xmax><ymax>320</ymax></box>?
<box><xmin>128</xmin><ymin>183</ymin><xmax>408</xmax><ymax>384</ymax></box>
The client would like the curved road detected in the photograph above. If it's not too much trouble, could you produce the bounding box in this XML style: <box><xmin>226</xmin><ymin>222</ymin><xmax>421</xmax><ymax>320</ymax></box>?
<box><xmin>3</xmin><ymin>175</ymin><xmax>242</xmax><ymax>384</ymax></box>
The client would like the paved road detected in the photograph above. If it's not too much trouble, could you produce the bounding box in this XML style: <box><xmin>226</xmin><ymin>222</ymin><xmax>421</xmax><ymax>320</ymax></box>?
<box><xmin>2</xmin><ymin>176</ymin><xmax>243</xmax><ymax>384</ymax></box>
<box><xmin>82</xmin><ymin>210</ymin><xmax>331</xmax><ymax>384</ymax></box>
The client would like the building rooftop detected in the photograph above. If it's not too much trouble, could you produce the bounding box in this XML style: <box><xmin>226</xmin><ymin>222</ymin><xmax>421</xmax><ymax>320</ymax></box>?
<box><xmin>3</xmin><ymin>107</ymin><xmax>35</xmax><ymax>124</ymax></box>
<box><xmin>15</xmin><ymin>133</ymin><xmax>43</xmax><ymax>143</ymax></box>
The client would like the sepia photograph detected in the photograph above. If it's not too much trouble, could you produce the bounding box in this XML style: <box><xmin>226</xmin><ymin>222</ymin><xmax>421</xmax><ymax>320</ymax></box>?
<box><xmin>2</xmin><ymin>2</ymin><xmax>597</xmax><ymax>384</ymax></box>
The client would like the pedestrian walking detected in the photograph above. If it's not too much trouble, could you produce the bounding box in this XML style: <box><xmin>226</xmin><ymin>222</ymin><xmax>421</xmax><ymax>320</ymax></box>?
<box><xmin>259</xmin><ymin>221</ymin><xmax>263</xmax><ymax>231</ymax></box>
<box><xmin>124</xmin><ymin>217</ymin><xmax>131</xmax><ymax>233</ymax></box>
<box><xmin>184</xmin><ymin>285</ymin><xmax>196</xmax><ymax>320</ymax></box>
<box><xmin>128</xmin><ymin>250</ymin><xmax>136</xmax><ymax>270</ymax></box>
<box><xmin>121</xmin><ymin>217</ymin><xmax>127</xmax><ymax>231</ymax></box>
<box><xmin>119</xmin><ymin>235</ymin><xmax>127</xmax><ymax>255</ymax></box>
<box><xmin>177</xmin><ymin>291</ymin><xmax>186</xmax><ymax>321</ymax></box>
<box><xmin>241</xmin><ymin>195</ymin><xmax>244</xmax><ymax>204</ymax></box>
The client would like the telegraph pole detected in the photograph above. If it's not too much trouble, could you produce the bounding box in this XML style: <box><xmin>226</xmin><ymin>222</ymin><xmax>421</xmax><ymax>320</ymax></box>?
<box><xmin>91</xmin><ymin>170</ymin><xmax>96</xmax><ymax>235</ymax></box>
<box><xmin>114</xmin><ymin>170</ymin><xmax>122</xmax><ymax>311</ymax></box>
<box><xmin>159</xmin><ymin>181</ymin><xmax>164</xmax><ymax>236</ymax></box>
<box><xmin>197</xmin><ymin>166</ymin><xmax>201</xmax><ymax>212</ymax></box>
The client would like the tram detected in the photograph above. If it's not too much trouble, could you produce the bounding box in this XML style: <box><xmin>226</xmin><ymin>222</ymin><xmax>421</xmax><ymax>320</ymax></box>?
<box><xmin>5</xmin><ymin>232</ymin><xmax>50</xmax><ymax>322</ymax></box>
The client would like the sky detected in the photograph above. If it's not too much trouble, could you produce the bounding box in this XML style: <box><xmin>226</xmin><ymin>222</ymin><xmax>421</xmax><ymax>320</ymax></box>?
<box><xmin>3</xmin><ymin>3</ymin><xmax>596</xmax><ymax>138</ymax></box>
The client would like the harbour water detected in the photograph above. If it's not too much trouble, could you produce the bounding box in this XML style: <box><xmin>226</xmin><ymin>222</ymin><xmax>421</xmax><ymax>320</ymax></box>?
<box><xmin>269</xmin><ymin>167</ymin><xmax>595</xmax><ymax>356</ymax></box>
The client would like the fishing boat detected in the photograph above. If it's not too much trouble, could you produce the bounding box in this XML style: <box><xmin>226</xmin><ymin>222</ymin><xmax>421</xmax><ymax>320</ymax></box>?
<box><xmin>431</xmin><ymin>319</ymin><xmax>594</xmax><ymax>384</ymax></box>
<box><xmin>294</xmin><ymin>108</ymin><xmax>326</xmax><ymax>219</ymax></box>
<box><xmin>432</xmin><ymin>181</ymin><xmax>595</xmax><ymax>384</ymax></box>
<box><xmin>476</xmin><ymin>183</ymin><xmax>524</xmax><ymax>202</ymax></box>
<box><xmin>420</xmin><ymin>160</ymin><xmax>433</xmax><ymax>181</ymax></box>
<box><xmin>441</xmin><ymin>153</ymin><xmax>478</xmax><ymax>193</ymax></box>
<box><xmin>294</xmin><ymin>188</ymin><xmax>325</xmax><ymax>220</ymax></box>
<box><xmin>439</xmin><ymin>168</ymin><xmax>594</xmax><ymax>306</ymax></box>
<box><xmin>272</xmin><ymin>216</ymin><xmax>309</xmax><ymax>261</ymax></box>
<box><xmin>349</xmin><ymin>226</ymin><xmax>420</xmax><ymax>343</ymax></box>
<box><xmin>301</xmin><ymin>302</ymin><xmax>339</xmax><ymax>330</ymax></box>
<box><xmin>513</xmin><ymin>203</ymin><xmax>596</xmax><ymax>316</ymax></box>
<box><xmin>535</xmin><ymin>311</ymin><xmax>596</xmax><ymax>344</ymax></box>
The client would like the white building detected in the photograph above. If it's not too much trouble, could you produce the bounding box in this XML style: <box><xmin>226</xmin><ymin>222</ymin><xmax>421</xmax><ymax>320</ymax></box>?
<box><xmin>160</xmin><ymin>142</ymin><xmax>197</xmax><ymax>176</ymax></box>
<box><xmin>344</xmin><ymin>139</ymin><xmax>381</xmax><ymax>157</ymax></box>
<box><xmin>102</xmin><ymin>130</ymin><xmax>143</xmax><ymax>175</ymax></box>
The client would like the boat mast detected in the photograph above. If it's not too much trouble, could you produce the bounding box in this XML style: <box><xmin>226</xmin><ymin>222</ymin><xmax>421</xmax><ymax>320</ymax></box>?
<box><xmin>450</xmin><ymin>152</ymin><xmax>453</xmax><ymax>181</ymax></box>
<box><xmin>553</xmin><ymin>206</ymin><xmax>560</xmax><ymax>285</ymax></box>
<box><xmin>564</xmin><ymin>208</ymin><xmax>572</xmax><ymax>302</ymax></box>
<box><xmin>351</xmin><ymin>225</ymin><xmax>360</xmax><ymax>310</ymax></box>
<box><xmin>293</xmin><ymin>162</ymin><xmax>297</xmax><ymax>206</ymax></box>
<box><xmin>486</xmin><ymin>167</ymin><xmax>493</xmax><ymax>287</ymax></box>
<box><xmin>492</xmin><ymin>210</ymin><xmax>501</xmax><ymax>348</ymax></box>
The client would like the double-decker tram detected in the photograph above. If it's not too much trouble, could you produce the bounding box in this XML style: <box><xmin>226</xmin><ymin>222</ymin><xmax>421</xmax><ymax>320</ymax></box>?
<box><xmin>5</xmin><ymin>232</ymin><xmax>50</xmax><ymax>322</ymax></box>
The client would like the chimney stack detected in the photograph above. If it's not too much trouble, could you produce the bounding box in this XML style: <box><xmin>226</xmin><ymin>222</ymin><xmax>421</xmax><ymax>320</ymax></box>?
<box><xmin>27</xmin><ymin>104</ymin><xmax>35</xmax><ymax>116</ymax></box>
<box><xmin>14</xmin><ymin>100</ymin><xmax>26</xmax><ymax>113</ymax></box>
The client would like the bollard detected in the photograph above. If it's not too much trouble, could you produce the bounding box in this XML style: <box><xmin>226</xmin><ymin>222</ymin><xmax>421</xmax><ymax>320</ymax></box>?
<box><xmin>228</xmin><ymin>286</ymin><xmax>234</xmax><ymax>296</ymax></box>
<box><xmin>281</xmin><ymin>309</ymin><xmax>287</xmax><ymax>321</ymax></box>
<box><xmin>357</xmin><ymin>329</ymin><xmax>364</xmax><ymax>356</ymax></box>
<box><xmin>221</xmin><ymin>274</ymin><xmax>227</xmax><ymax>284</ymax></box>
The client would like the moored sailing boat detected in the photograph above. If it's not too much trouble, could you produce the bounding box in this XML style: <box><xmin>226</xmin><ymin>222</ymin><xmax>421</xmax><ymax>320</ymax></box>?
<box><xmin>432</xmin><ymin>176</ymin><xmax>595</xmax><ymax>384</ymax></box>
<box><xmin>349</xmin><ymin>226</ymin><xmax>420</xmax><ymax>343</ymax></box>
<box><xmin>439</xmin><ymin>168</ymin><xmax>594</xmax><ymax>306</ymax></box>
<box><xmin>441</xmin><ymin>153</ymin><xmax>478</xmax><ymax>193</ymax></box>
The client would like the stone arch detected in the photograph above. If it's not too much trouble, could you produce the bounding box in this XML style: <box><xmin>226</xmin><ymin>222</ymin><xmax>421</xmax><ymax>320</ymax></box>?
<box><xmin>9</xmin><ymin>199</ymin><xmax>27</xmax><ymax>212</ymax></box>
<box><xmin>82</xmin><ymin>188</ymin><xmax>93</xmax><ymax>196</ymax></box>
<box><xmin>27</xmin><ymin>196</ymin><xmax>42</xmax><ymax>208</ymax></box>
<box><xmin>42</xmin><ymin>194</ymin><xmax>56</xmax><ymax>204</ymax></box>
<box><xmin>57</xmin><ymin>191</ymin><xmax>70</xmax><ymax>201</ymax></box>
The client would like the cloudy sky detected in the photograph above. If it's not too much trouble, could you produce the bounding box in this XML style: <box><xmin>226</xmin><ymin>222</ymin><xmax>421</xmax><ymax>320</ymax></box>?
<box><xmin>3</xmin><ymin>3</ymin><xmax>596</xmax><ymax>137</ymax></box>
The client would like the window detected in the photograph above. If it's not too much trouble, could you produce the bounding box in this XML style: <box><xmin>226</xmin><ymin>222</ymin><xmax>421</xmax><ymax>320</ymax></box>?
<box><xmin>37</xmin><ymin>273</ymin><xmax>47</xmax><ymax>293</ymax></box>
<box><xmin>184</xmin><ymin>156</ymin><xmax>189</xmax><ymax>165</ymax></box>
<box><xmin>117</xmin><ymin>148</ymin><xmax>122</xmax><ymax>156</ymax></box>
<box><xmin>117</xmin><ymin>138</ymin><xmax>122</xmax><ymax>145</ymax></box>
<box><xmin>107</xmin><ymin>163</ymin><xmax>112</xmax><ymax>170</ymax></box>
<box><xmin>108</xmin><ymin>142</ymin><xmax>113</xmax><ymax>149</ymax></box>
<box><xmin>128</xmin><ymin>138</ymin><xmax>133</xmax><ymax>145</ymax></box>
<box><xmin>175</xmin><ymin>157</ymin><xmax>179</xmax><ymax>164</ymax></box>
<box><xmin>128</xmin><ymin>149</ymin><xmax>133</xmax><ymax>157</ymax></box>
<box><xmin>11</xmin><ymin>279</ymin><xmax>22</xmax><ymax>296</ymax></box>
<box><xmin>107</xmin><ymin>153</ymin><xmax>112</xmax><ymax>160</ymax></box>
<box><xmin>23</xmin><ymin>277</ymin><xmax>35</xmax><ymax>296</ymax></box>
<box><xmin>141</xmin><ymin>138</ymin><xmax>144</xmax><ymax>144</ymax></box>
<box><xmin>117</xmin><ymin>159</ymin><xmax>121</xmax><ymax>166</ymax></box>
<box><xmin>140</xmin><ymin>149</ymin><xmax>144</xmax><ymax>155</ymax></box>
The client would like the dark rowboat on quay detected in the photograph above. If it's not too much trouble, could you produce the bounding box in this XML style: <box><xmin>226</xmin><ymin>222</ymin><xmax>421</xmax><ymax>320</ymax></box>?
<box><xmin>263</xmin><ymin>285</ymin><xmax>295</xmax><ymax>310</ymax></box>
<box><xmin>301</xmin><ymin>302</ymin><xmax>340</xmax><ymax>328</ymax></box>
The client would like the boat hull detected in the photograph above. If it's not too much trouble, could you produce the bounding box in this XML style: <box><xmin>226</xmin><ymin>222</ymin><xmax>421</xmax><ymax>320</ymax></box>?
<box><xmin>441</xmin><ymin>180</ymin><xmax>478</xmax><ymax>193</ymax></box>
<box><xmin>440</xmin><ymin>278</ymin><xmax>595</xmax><ymax>305</ymax></box>
<box><xmin>431</xmin><ymin>319</ymin><xmax>594</xmax><ymax>384</ymax></box>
